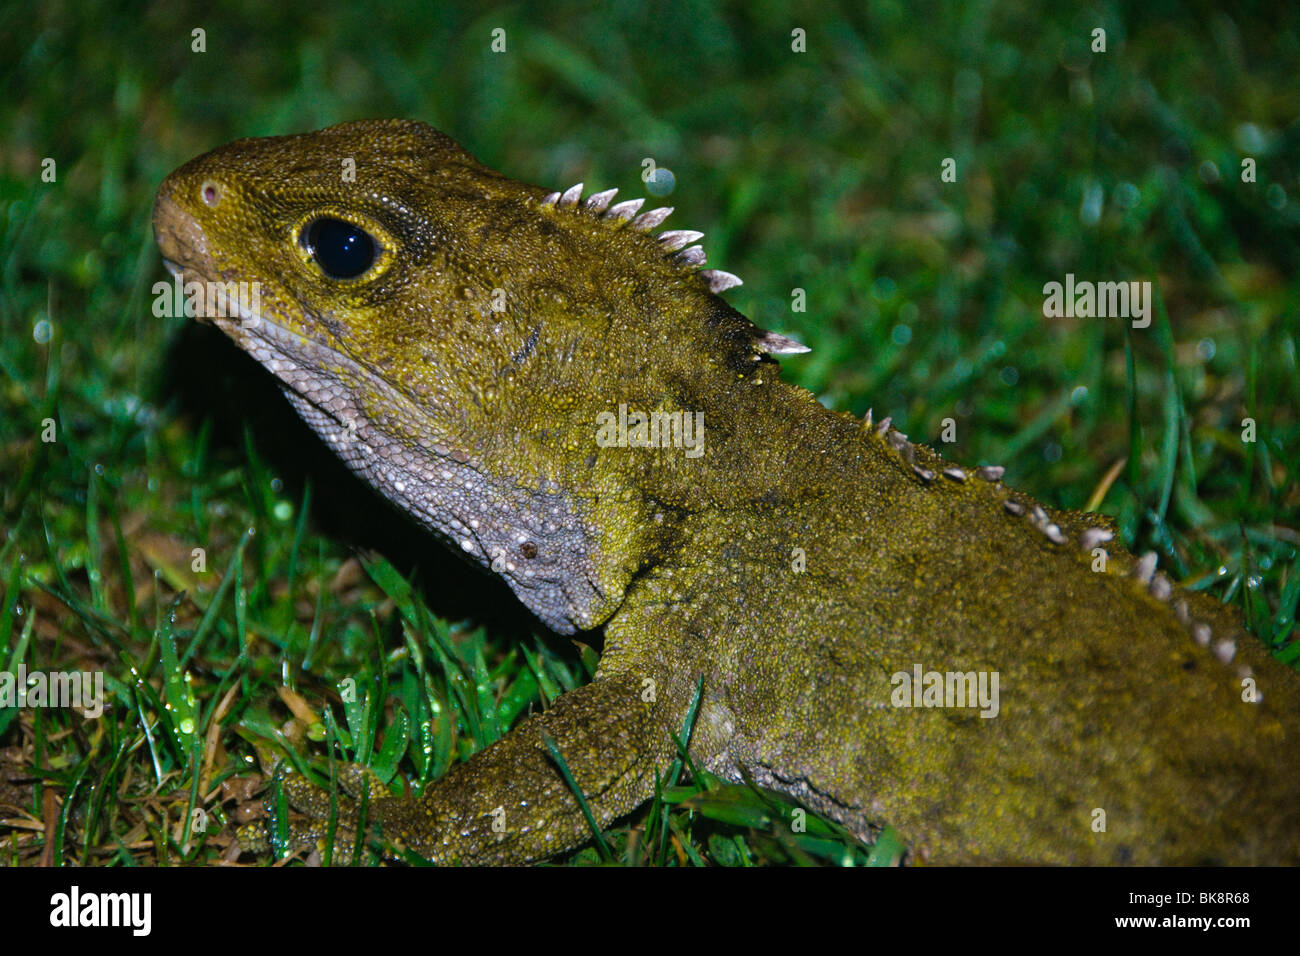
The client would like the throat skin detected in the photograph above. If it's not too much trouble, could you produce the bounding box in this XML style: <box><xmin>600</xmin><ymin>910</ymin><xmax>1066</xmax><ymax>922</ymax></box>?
<box><xmin>153</xmin><ymin>119</ymin><xmax>1300</xmax><ymax>864</ymax></box>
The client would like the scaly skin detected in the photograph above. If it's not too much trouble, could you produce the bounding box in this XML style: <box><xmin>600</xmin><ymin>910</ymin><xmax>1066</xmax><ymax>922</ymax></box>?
<box><xmin>153</xmin><ymin>120</ymin><xmax>1300</xmax><ymax>864</ymax></box>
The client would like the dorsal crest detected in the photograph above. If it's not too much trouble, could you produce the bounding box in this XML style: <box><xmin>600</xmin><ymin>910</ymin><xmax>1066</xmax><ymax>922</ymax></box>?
<box><xmin>538</xmin><ymin>181</ymin><xmax>807</xmax><ymax>355</ymax></box>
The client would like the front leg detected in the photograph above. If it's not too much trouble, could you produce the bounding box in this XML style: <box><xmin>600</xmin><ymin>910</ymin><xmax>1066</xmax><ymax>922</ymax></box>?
<box><xmin>284</xmin><ymin>671</ymin><xmax>675</xmax><ymax>865</ymax></box>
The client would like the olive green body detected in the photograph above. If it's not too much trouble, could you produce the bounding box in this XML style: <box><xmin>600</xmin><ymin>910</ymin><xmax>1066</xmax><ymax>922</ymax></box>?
<box><xmin>153</xmin><ymin>120</ymin><xmax>1300</xmax><ymax>864</ymax></box>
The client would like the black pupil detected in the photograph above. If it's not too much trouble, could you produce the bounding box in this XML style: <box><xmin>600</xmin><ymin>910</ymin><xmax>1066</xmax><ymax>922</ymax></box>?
<box><xmin>304</xmin><ymin>218</ymin><xmax>376</xmax><ymax>279</ymax></box>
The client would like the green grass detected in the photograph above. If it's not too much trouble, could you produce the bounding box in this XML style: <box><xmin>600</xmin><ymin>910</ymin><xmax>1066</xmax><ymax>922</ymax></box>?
<box><xmin>1</xmin><ymin>1</ymin><xmax>1297</xmax><ymax>865</ymax></box>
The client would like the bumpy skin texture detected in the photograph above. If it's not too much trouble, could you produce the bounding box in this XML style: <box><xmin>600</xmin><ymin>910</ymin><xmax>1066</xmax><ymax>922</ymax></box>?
<box><xmin>154</xmin><ymin>120</ymin><xmax>1300</xmax><ymax>864</ymax></box>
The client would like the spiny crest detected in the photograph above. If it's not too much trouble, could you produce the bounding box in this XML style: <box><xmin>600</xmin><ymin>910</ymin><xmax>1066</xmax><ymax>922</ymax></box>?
<box><xmin>859</xmin><ymin>407</ymin><xmax>1243</xmax><ymax>673</ymax></box>
<box><xmin>539</xmin><ymin>181</ymin><xmax>810</xmax><ymax>357</ymax></box>
<box><xmin>539</xmin><ymin>180</ymin><xmax>743</xmax><ymax>294</ymax></box>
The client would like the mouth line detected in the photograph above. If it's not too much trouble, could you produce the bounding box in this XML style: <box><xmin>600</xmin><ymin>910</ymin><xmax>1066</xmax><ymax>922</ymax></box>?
<box><xmin>162</xmin><ymin>256</ymin><xmax>460</xmax><ymax>457</ymax></box>
<box><xmin>163</xmin><ymin>255</ymin><xmax>300</xmax><ymax>341</ymax></box>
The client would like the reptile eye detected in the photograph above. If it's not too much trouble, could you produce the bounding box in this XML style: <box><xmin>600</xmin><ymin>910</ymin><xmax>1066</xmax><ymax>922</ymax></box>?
<box><xmin>302</xmin><ymin>218</ymin><xmax>377</xmax><ymax>280</ymax></box>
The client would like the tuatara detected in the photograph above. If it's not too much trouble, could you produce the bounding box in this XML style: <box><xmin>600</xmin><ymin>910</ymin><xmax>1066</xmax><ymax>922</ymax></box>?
<box><xmin>152</xmin><ymin>119</ymin><xmax>1300</xmax><ymax>864</ymax></box>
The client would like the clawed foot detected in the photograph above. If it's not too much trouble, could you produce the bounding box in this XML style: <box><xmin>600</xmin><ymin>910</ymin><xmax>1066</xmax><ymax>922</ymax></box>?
<box><xmin>238</xmin><ymin>764</ymin><xmax>394</xmax><ymax>865</ymax></box>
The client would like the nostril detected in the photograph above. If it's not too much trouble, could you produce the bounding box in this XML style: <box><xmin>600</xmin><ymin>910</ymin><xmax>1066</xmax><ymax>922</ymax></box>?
<box><xmin>201</xmin><ymin>180</ymin><xmax>220</xmax><ymax>206</ymax></box>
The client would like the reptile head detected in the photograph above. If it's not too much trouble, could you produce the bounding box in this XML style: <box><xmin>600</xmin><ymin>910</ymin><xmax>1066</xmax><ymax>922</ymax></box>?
<box><xmin>153</xmin><ymin>119</ymin><xmax>809</xmax><ymax>632</ymax></box>
<box><xmin>152</xmin><ymin>119</ymin><xmax>566</xmax><ymax>447</ymax></box>
<box><xmin>152</xmin><ymin>118</ymin><xmax>793</xmax><ymax>452</ymax></box>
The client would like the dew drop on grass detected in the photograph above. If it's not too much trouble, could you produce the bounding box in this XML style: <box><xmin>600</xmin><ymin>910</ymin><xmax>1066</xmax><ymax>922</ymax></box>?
<box><xmin>1234</xmin><ymin>123</ymin><xmax>1268</xmax><ymax>153</ymax></box>
<box><xmin>646</xmin><ymin>168</ymin><xmax>675</xmax><ymax>197</ymax></box>
<box><xmin>1080</xmin><ymin>180</ymin><xmax>1103</xmax><ymax>226</ymax></box>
